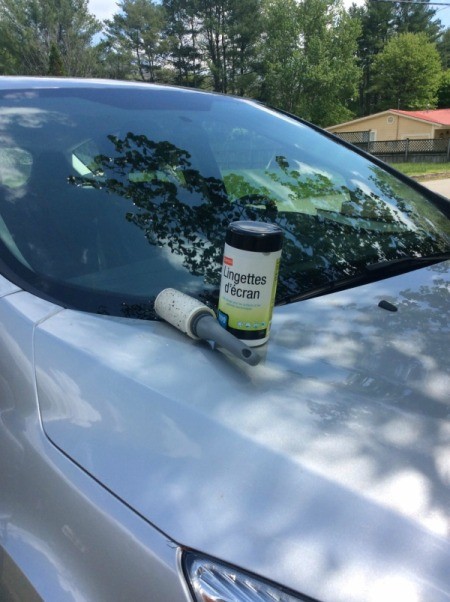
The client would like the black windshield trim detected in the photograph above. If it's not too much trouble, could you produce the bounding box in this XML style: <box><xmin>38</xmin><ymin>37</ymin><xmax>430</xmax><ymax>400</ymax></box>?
<box><xmin>0</xmin><ymin>248</ymin><xmax>158</xmax><ymax>319</ymax></box>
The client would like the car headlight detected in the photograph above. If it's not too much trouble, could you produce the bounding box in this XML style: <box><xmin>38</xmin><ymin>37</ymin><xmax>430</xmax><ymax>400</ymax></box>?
<box><xmin>182</xmin><ymin>551</ymin><xmax>315</xmax><ymax>602</ymax></box>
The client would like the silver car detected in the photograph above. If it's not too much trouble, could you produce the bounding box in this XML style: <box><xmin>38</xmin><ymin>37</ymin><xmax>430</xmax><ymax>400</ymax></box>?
<box><xmin>1</xmin><ymin>77</ymin><xmax>449</xmax><ymax>602</ymax></box>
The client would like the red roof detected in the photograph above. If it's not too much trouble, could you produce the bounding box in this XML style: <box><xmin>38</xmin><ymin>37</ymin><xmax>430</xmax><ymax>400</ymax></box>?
<box><xmin>392</xmin><ymin>108</ymin><xmax>450</xmax><ymax>126</ymax></box>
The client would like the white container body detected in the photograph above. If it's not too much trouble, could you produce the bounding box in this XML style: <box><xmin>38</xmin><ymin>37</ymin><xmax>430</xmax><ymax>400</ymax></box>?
<box><xmin>218</xmin><ymin>243</ymin><xmax>281</xmax><ymax>346</ymax></box>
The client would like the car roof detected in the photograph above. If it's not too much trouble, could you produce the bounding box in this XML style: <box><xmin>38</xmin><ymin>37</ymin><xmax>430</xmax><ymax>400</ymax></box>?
<box><xmin>0</xmin><ymin>76</ymin><xmax>223</xmax><ymax>98</ymax></box>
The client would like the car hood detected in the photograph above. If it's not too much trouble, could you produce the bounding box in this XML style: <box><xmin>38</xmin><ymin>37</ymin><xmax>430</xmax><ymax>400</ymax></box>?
<box><xmin>35</xmin><ymin>263</ymin><xmax>450</xmax><ymax>602</ymax></box>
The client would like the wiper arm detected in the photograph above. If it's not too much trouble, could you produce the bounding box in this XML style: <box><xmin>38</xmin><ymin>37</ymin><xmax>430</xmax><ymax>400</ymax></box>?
<box><xmin>365</xmin><ymin>252</ymin><xmax>450</xmax><ymax>273</ymax></box>
<box><xmin>278</xmin><ymin>251</ymin><xmax>450</xmax><ymax>305</ymax></box>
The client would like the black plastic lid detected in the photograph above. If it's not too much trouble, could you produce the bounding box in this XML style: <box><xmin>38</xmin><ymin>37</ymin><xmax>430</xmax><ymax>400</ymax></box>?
<box><xmin>226</xmin><ymin>221</ymin><xmax>283</xmax><ymax>252</ymax></box>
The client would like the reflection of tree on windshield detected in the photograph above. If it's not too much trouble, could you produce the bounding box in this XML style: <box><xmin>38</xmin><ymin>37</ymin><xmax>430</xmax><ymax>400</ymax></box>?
<box><xmin>367</xmin><ymin>165</ymin><xmax>450</xmax><ymax>244</ymax></box>
<box><xmin>69</xmin><ymin>132</ymin><xmax>450</xmax><ymax>308</ymax></box>
<box><xmin>69</xmin><ymin>132</ymin><xmax>278</xmax><ymax>290</ymax></box>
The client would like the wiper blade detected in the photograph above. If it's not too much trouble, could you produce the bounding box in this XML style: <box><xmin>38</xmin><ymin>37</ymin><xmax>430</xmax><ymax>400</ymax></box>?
<box><xmin>278</xmin><ymin>251</ymin><xmax>450</xmax><ymax>305</ymax></box>
<box><xmin>365</xmin><ymin>252</ymin><xmax>450</xmax><ymax>273</ymax></box>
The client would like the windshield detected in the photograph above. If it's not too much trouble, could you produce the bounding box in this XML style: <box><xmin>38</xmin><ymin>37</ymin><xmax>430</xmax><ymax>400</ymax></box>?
<box><xmin>1</xmin><ymin>83</ymin><xmax>449</xmax><ymax>318</ymax></box>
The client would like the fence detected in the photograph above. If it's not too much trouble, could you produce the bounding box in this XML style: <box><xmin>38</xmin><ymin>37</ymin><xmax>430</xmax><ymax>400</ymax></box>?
<box><xmin>334</xmin><ymin>130</ymin><xmax>371</xmax><ymax>145</ymax></box>
<box><xmin>333</xmin><ymin>132</ymin><xmax>450</xmax><ymax>163</ymax></box>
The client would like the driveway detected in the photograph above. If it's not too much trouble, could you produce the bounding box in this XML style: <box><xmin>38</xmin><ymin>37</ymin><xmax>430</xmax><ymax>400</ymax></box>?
<box><xmin>421</xmin><ymin>178</ymin><xmax>450</xmax><ymax>199</ymax></box>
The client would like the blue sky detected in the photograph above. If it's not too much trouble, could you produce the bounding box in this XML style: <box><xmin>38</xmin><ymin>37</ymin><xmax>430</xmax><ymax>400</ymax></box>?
<box><xmin>87</xmin><ymin>0</ymin><xmax>450</xmax><ymax>30</ymax></box>
<box><xmin>89</xmin><ymin>0</ymin><xmax>117</xmax><ymax>22</ymax></box>
<box><xmin>435</xmin><ymin>5</ymin><xmax>450</xmax><ymax>28</ymax></box>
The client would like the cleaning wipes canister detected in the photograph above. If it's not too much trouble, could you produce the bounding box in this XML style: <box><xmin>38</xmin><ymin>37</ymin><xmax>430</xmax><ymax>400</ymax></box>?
<box><xmin>217</xmin><ymin>221</ymin><xmax>283</xmax><ymax>347</ymax></box>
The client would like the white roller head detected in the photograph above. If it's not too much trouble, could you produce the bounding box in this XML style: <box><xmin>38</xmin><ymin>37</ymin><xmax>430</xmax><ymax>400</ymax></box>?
<box><xmin>154</xmin><ymin>288</ymin><xmax>215</xmax><ymax>339</ymax></box>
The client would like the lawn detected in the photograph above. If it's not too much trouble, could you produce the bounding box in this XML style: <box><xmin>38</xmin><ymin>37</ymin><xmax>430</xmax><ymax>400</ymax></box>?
<box><xmin>391</xmin><ymin>162</ymin><xmax>450</xmax><ymax>180</ymax></box>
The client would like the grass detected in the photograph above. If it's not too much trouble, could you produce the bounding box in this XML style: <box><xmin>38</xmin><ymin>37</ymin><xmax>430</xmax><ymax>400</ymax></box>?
<box><xmin>391</xmin><ymin>162</ymin><xmax>450</xmax><ymax>180</ymax></box>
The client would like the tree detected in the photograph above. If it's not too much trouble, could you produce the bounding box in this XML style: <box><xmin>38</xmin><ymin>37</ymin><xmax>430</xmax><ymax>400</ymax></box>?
<box><xmin>93</xmin><ymin>38</ymin><xmax>134</xmax><ymax>80</ymax></box>
<box><xmin>393</xmin><ymin>0</ymin><xmax>441</xmax><ymax>40</ymax></box>
<box><xmin>351</xmin><ymin>0</ymin><xmax>443</xmax><ymax>116</ymax></box>
<box><xmin>0</xmin><ymin>0</ymin><xmax>101</xmax><ymax>76</ymax></box>
<box><xmin>350</xmin><ymin>0</ymin><xmax>394</xmax><ymax>115</ymax></box>
<box><xmin>163</xmin><ymin>0</ymin><xmax>203</xmax><ymax>87</ymax></box>
<box><xmin>259</xmin><ymin>0</ymin><xmax>303</xmax><ymax>112</ymax></box>
<box><xmin>261</xmin><ymin>0</ymin><xmax>361</xmax><ymax>127</ymax></box>
<box><xmin>437</xmin><ymin>69</ymin><xmax>450</xmax><ymax>107</ymax></box>
<box><xmin>48</xmin><ymin>41</ymin><xmax>65</xmax><ymax>75</ymax></box>
<box><xmin>197</xmin><ymin>0</ymin><xmax>230</xmax><ymax>92</ymax></box>
<box><xmin>224</xmin><ymin>0</ymin><xmax>262</xmax><ymax>95</ymax></box>
<box><xmin>437</xmin><ymin>27</ymin><xmax>450</xmax><ymax>70</ymax></box>
<box><xmin>371</xmin><ymin>32</ymin><xmax>443</xmax><ymax>111</ymax></box>
<box><xmin>194</xmin><ymin>0</ymin><xmax>263</xmax><ymax>94</ymax></box>
<box><xmin>104</xmin><ymin>0</ymin><xmax>169</xmax><ymax>82</ymax></box>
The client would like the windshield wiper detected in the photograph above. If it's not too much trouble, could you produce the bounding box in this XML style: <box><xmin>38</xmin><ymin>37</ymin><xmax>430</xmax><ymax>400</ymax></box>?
<box><xmin>278</xmin><ymin>251</ymin><xmax>450</xmax><ymax>305</ymax></box>
<box><xmin>365</xmin><ymin>252</ymin><xmax>450</xmax><ymax>274</ymax></box>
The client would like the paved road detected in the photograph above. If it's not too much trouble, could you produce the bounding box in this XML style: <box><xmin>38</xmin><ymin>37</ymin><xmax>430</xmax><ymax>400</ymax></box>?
<box><xmin>421</xmin><ymin>178</ymin><xmax>450</xmax><ymax>199</ymax></box>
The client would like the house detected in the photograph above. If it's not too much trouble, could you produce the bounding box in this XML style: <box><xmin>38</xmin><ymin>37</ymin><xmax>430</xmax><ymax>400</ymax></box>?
<box><xmin>327</xmin><ymin>109</ymin><xmax>450</xmax><ymax>142</ymax></box>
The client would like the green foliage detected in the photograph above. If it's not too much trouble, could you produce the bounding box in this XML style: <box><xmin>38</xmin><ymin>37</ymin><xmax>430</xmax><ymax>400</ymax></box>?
<box><xmin>260</xmin><ymin>0</ymin><xmax>302</xmax><ymax>111</ymax></box>
<box><xmin>48</xmin><ymin>42</ymin><xmax>64</xmax><ymax>75</ymax></box>
<box><xmin>103</xmin><ymin>0</ymin><xmax>169</xmax><ymax>82</ymax></box>
<box><xmin>393</xmin><ymin>0</ymin><xmax>441</xmax><ymax>41</ymax></box>
<box><xmin>0</xmin><ymin>0</ymin><xmax>101</xmax><ymax>76</ymax></box>
<box><xmin>394</xmin><ymin>162</ymin><xmax>450</xmax><ymax>177</ymax></box>
<box><xmin>161</xmin><ymin>0</ymin><xmax>264</xmax><ymax>93</ymax></box>
<box><xmin>93</xmin><ymin>39</ymin><xmax>134</xmax><ymax>80</ymax></box>
<box><xmin>0</xmin><ymin>47</ymin><xmax>16</xmax><ymax>75</ymax></box>
<box><xmin>437</xmin><ymin>27</ymin><xmax>450</xmax><ymax>70</ymax></box>
<box><xmin>163</xmin><ymin>0</ymin><xmax>203</xmax><ymax>87</ymax></box>
<box><xmin>352</xmin><ymin>0</ymin><xmax>443</xmax><ymax>117</ymax></box>
<box><xmin>437</xmin><ymin>69</ymin><xmax>450</xmax><ymax>109</ymax></box>
<box><xmin>261</xmin><ymin>0</ymin><xmax>361</xmax><ymax>127</ymax></box>
<box><xmin>437</xmin><ymin>69</ymin><xmax>450</xmax><ymax>108</ymax></box>
<box><xmin>371</xmin><ymin>32</ymin><xmax>443</xmax><ymax>111</ymax></box>
<box><xmin>196</xmin><ymin>0</ymin><xmax>263</xmax><ymax>94</ymax></box>
<box><xmin>2</xmin><ymin>0</ymin><xmax>445</xmax><ymax>126</ymax></box>
<box><xmin>222</xmin><ymin>0</ymin><xmax>263</xmax><ymax>95</ymax></box>
<box><xmin>351</xmin><ymin>0</ymin><xmax>394</xmax><ymax>115</ymax></box>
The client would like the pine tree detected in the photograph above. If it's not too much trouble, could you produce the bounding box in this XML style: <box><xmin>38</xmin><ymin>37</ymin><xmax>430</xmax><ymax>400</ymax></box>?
<box><xmin>437</xmin><ymin>27</ymin><xmax>450</xmax><ymax>69</ymax></box>
<box><xmin>163</xmin><ymin>0</ymin><xmax>203</xmax><ymax>87</ymax></box>
<box><xmin>48</xmin><ymin>41</ymin><xmax>65</xmax><ymax>75</ymax></box>
<box><xmin>351</xmin><ymin>0</ymin><xmax>394</xmax><ymax>115</ymax></box>
<box><xmin>104</xmin><ymin>0</ymin><xmax>169</xmax><ymax>82</ymax></box>
<box><xmin>0</xmin><ymin>0</ymin><xmax>101</xmax><ymax>76</ymax></box>
<box><xmin>393</xmin><ymin>0</ymin><xmax>441</xmax><ymax>40</ymax></box>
